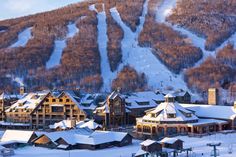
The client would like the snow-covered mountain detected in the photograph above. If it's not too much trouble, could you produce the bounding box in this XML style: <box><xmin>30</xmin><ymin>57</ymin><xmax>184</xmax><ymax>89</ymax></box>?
<box><xmin>0</xmin><ymin>0</ymin><xmax>236</xmax><ymax>103</ymax></box>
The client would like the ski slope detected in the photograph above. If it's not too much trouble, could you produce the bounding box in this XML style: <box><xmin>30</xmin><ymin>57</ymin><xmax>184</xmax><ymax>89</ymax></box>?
<box><xmin>10</xmin><ymin>27</ymin><xmax>32</xmax><ymax>48</ymax></box>
<box><xmin>110</xmin><ymin>0</ymin><xmax>189</xmax><ymax>91</ymax></box>
<box><xmin>46</xmin><ymin>22</ymin><xmax>79</xmax><ymax>69</ymax></box>
<box><xmin>155</xmin><ymin>0</ymin><xmax>236</xmax><ymax>68</ymax></box>
<box><xmin>90</xmin><ymin>4</ymin><xmax>117</xmax><ymax>92</ymax></box>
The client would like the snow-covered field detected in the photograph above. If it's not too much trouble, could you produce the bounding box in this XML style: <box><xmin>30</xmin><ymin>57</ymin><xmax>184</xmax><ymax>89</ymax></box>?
<box><xmin>10</xmin><ymin>27</ymin><xmax>32</xmax><ymax>48</ymax></box>
<box><xmin>0</xmin><ymin>0</ymin><xmax>86</xmax><ymax>21</ymax></box>
<box><xmin>46</xmin><ymin>22</ymin><xmax>79</xmax><ymax>69</ymax></box>
<box><xmin>10</xmin><ymin>133</ymin><xmax>236</xmax><ymax>157</ymax></box>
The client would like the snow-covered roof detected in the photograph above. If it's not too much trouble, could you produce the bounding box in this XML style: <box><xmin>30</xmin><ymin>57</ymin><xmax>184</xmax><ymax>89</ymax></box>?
<box><xmin>181</xmin><ymin>104</ymin><xmax>236</xmax><ymax>120</ymax></box>
<box><xmin>187</xmin><ymin>118</ymin><xmax>228</xmax><ymax>127</ymax></box>
<box><xmin>78</xmin><ymin>120</ymin><xmax>102</xmax><ymax>130</ymax></box>
<box><xmin>1</xmin><ymin>130</ymin><xmax>35</xmax><ymax>144</ymax></box>
<box><xmin>125</xmin><ymin>91</ymin><xmax>164</xmax><ymax>109</ymax></box>
<box><xmin>49</xmin><ymin>120</ymin><xmax>76</xmax><ymax>130</ymax></box>
<box><xmin>164</xmin><ymin>93</ymin><xmax>175</xmax><ymax>98</ymax></box>
<box><xmin>142</xmin><ymin>101</ymin><xmax>198</xmax><ymax>123</ymax></box>
<box><xmin>135</xmin><ymin>149</ymin><xmax>148</xmax><ymax>157</ymax></box>
<box><xmin>38</xmin><ymin>129</ymin><xmax>129</xmax><ymax>146</ymax></box>
<box><xmin>160</xmin><ymin>137</ymin><xmax>183</xmax><ymax>144</ymax></box>
<box><xmin>5</xmin><ymin>91</ymin><xmax>49</xmax><ymax>112</ymax></box>
<box><xmin>140</xmin><ymin>139</ymin><xmax>158</xmax><ymax>146</ymax></box>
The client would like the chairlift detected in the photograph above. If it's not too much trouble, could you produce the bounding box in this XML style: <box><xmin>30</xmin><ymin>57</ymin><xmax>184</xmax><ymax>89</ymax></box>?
<box><xmin>210</xmin><ymin>149</ymin><xmax>219</xmax><ymax>156</ymax></box>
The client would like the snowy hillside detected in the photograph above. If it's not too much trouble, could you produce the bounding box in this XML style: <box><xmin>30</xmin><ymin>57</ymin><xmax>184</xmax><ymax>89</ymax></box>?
<box><xmin>0</xmin><ymin>0</ymin><xmax>236</xmax><ymax>100</ymax></box>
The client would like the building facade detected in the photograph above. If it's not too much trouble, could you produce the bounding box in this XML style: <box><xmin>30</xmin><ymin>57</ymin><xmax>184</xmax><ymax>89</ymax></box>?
<box><xmin>136</xmin><ymin>94</ymin><xmax>232</xmax><ymax>138</ymax></box>
<box><xmin>3</xmin><ymin>90</ymin><xmax>89</xmax><ymax>129</ymax></box>
<box><xmin>31</xmin><ymin>91</ymin><xmax>87</xmax><ymax>129</ymax></box>
<box><xmin>94</xmin><ymin>90</ymin><xmax>128</xmax><ymax>128</ymax></box>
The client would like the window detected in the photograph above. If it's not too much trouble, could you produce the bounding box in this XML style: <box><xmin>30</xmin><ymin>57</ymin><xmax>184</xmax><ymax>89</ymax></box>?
<box><xmin>151</xmin><ymin>113</ymin><xmax>156</xmax><ymax>118</ymax></box>
<box><xmin>52</xmin><ymin>99</ymin><xmax>56</xmax><ymax>102</ymax></box>
<box><xmin>51</xmin><ymin>106</ymin><xmax>63</xmax><ymax>112</ymax></box>
<box><xmin>66</xmin><ymin>99</ymin><xmax>70</xmax><ymax>102</ymax></box>
<box><xmin>167</xmin><ymin>114</ymin><xmax>176</xmax><ymax>118</ymax></box>
<box><xmin>79</xmin><ymin>115</ymin><xmax>85</xmax><ymax>120</ymax></box>
<box><xmin>59</xmin><ymin>99</ymin><xmax>63</xmax><ymax>102</ymax></box>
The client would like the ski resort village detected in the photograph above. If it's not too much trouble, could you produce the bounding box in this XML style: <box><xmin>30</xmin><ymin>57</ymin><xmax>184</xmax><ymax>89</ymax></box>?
<box><xmin>1</xmin><ymin>0</ymin><xmax>236</xmax><ymax>157</ymax></box>
<box><xmin>0</xmin><ymin>87</ymin><xmax>235</xmax><ymax>157</ymax></box>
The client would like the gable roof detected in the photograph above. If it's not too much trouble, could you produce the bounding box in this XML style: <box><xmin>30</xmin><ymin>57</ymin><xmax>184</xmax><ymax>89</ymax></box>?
<box><xmin>1</xmin><ymin>130</ymin><xmax>36</xmax><ymax>143</ymax></box>
<box><xmin>5</xmin><ymin>91</ymin><xmax>49</xmax><ymax>112</ymax></box>
<box><xmin>180</xmin><ymin>104</ymin><xmax>236</xmax><ymax>120</ymax></box>
<box><xmin>160</xmin><ymin>137</ymin><xmax>183</xmax><ymax>144</ymax></box>
<box><xmin>143</xmin><ymin>101</ymin><xmax>198</xmax><ymax>122</ymax></box>
<box><xmin>140</xmin><ymin>139</ymin><xmax>159</xmax><ymax>146</ymax></box>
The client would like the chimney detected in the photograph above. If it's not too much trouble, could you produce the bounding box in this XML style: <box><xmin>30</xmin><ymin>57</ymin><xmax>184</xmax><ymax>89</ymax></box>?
<box><xmin>20</xmin><ymin>86</ymin><xmax>25</xmax><ymax>95</ymax></box>
<box><xmin>208</xmin><ymin>88</ymin><xmax>218</xmax><ymax>105</ymax></box>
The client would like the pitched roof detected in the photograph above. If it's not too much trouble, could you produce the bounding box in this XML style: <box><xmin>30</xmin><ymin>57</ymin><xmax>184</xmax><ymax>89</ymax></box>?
<box><xmin>142</xmin><ymin>101</ymin><xmax>198</xmax><ymax>122</ymax></box>
<box><xmin>160</xmin><ymin>137</ymin><xmax>183</xmax><ymax>144</ymax></box>
<box><xmin>140</xmin><ymin>139</ymin><xmax>158</xmax><ymax>146</ymax></box>
<box><xmin>5</xmin><ymin>91</ymin><xmax>49</xmax><ymax>112</ymax></box>
<box><xmin>181</xmin><ymin>104</ymin><xmax>236</xmax><ymax>120</ymax></box>
<box><xmin>1</xmin><ymin>130</ymin><xmax>35</xmax><ymax>143</ymax></box>
<box><xmin>79</xmin><ymin>120</ymin><xmax>102</xmax><ymax>130</ymax></box>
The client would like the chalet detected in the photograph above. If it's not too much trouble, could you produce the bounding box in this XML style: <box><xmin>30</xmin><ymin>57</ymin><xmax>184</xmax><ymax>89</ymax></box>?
<box><xmin>30</xmin><ymin>90</ymin><xmax>88</xmax><ymax>129</ymax></box>
<box><xmin>93</xmin><ymin>90</ymin><xmax>129</xmax><ymax>128</ymax></box>
<box><xmin>94</xmin><ymin>90</ymin><xmax>165</xmax><ymax>127</ymax></box>
<box><xmin>33</xmin><ymin>129</ymin><xmax>132</xmax><ymax>150</ymax></box>
<box><xmin>136</xmin><ymin>94</ymin><xmax>232</xmax><ymax>137</ymax></box>
<box><xmin>160</xmin><ymin>137</ymin><xmax>183</xmax><ymax>150</ymax></box>
<box><xmin>4</xmin><ymin>91</ymin><xmax>48</xmax><ymax>129</ymax></box>
<box><xmin>140</xmin><ymin>139</ymin><xmax>162</xmax><ymax>153</ymax></box>
<box><xmin>135</xmin><ymin>139</ymin><xmax>177</xmax><ymax>157</ymax></box>
<box><xmin>0</xmin><ymin>130</ymin><xmax>37</xmax><ymax>148</ymax></box>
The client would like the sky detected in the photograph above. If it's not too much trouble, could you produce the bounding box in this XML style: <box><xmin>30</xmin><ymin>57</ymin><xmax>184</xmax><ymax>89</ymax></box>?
<box><xmin>0</xmin><ymin>0</ymin><xmax>85</xmax><ymax>21</ymax></box>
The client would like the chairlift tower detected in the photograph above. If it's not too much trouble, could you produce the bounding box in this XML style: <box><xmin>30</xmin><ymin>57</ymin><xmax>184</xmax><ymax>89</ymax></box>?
<box><xmin>207</xmin><ymin>143</ymin><xmax>221</xmax><ymax>157</ymax></box>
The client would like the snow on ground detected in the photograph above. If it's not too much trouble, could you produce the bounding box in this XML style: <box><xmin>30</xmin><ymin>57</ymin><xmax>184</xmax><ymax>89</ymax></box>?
<box><xmin>110</xmin><ymin>0</ymin><xmax>189</xmax><ymax>91</ymax></box>
<box><xmin>10</xmin><ymin>27</ymin><xmax>32</xmax><ymax>48</ymax></box>
<box><xmin>46</xmin><ymin>22</ymin><xmax>79</xmax><ymax>69</ymax></box>
<box><xmin>91</xmin><ymin>4</ymin><xmax>117</xmax><ymax>92</ymax></box>
<box><xmin>10</xmin><ymin>133</ymin><xmax>236</xmax><ymax>157</ymax></box>
<box><xmin>0</xmin><ymin>0</ymin><xmax>86</xmax><ymax>21</ymax></box>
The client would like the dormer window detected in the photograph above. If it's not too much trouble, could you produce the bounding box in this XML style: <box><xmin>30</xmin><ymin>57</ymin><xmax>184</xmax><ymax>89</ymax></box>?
<box><xmin>167</xmin><ymin>113</ymin><xmax>176</xmax><ymax>118</ymax></box>
<box><xmin>151</xmin><ymin>113</ymin><xmax>156</xmax><ymax>118</ymax></box>
<box><xmin>164</xmin><ymin>93</ymin><xmax>176</xmax><ymax>103</ymax></box>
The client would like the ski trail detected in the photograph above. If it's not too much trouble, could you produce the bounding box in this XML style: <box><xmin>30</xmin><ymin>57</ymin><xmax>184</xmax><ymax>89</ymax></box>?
<box><xmin>91</xmin><ymin>4</ymin><xmax>116</xmax><ymax>92</ymax></box>
<box><xmin>110</xmin><ymin>0</ymin><xmax>189</xmax><ymax>91</ymax></box>
<box><xmin>155</xmin><ymin>0</ymin><xmax>236</xmax><ymax>68</ymax></box>
<box><xmin>10</xmin><ymin>27</ymin><xmax>32</xmax><ymax>48</ymax></box>
<box><xmin>46</xmin><ymin>22</ymin><xmax>79</xmax><ymax>69</ymax></box>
